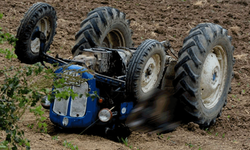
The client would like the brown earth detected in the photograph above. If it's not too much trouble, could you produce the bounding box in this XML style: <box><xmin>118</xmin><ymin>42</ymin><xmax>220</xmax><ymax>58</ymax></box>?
<box><xmin>0</xmin><ymin>0</ymin><xmax>250</xmax><ymax>149</ymax></box>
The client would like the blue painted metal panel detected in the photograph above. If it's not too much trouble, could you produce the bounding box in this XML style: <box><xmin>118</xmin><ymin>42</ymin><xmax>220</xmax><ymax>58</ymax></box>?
<box><xmin>50</xmin><ymin>65</ymin><xmax>100</xmax><ymax>128</ymax></box>
<box><xmin>119</xmin><ymin>102</ymin><xmax>134</xmax><ymax>120</ymax></box>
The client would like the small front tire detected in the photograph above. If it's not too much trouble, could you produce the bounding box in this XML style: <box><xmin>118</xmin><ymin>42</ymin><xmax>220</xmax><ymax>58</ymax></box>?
<box><xmin>15</xmin><ymin>2</ymin><xmax>57</xmax><ymax>64</ymax></box>
<box><xmin>126</xmin><ymin>39</ymin><xmax>166</xmax><ymax>101</ymax></box>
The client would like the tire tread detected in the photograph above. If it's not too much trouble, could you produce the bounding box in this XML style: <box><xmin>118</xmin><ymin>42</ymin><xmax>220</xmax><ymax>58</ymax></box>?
<box><xmin>15</xmin><ymin>2</ymin><xmax>57</xmax><ymax>64</ymax></box>
<box><xmin>72</xmin><ymin>7</ymin><xmax>133</xmax><ymax>56</ymax></box>
<box><xmin>174</xmin><ymin>23</ymin><xmax>234</xmax><ymax>127</ymax></box>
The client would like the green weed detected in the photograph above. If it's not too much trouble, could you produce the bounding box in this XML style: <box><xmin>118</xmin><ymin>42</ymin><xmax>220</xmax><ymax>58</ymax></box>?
<box><xmin>63</xmin><ymin>140</ymin><xmax>78</xmax><ymax>150</ymax></box>
<box><xmin>121</xmin><ymin>137</ymin><xmax>128</xmax><ymax>146</ymax></box>
<box><xmin>242</xmin><ymin>89</ymin><xmax>245</xmax><ymax>94</ymax></box>
<box><xmin>52</xmin><ymin>135</ymin><xmax>58</xmax><ymax>140</ymax></box>
<box><xmin>30</xmin><ymin>106</ymin><xmax>48</xmax><ymax>133</ymax></box>
<box><xmin>186</xmin><ymin>142</ymin><xmax>194</xmax><ymax>148</ymax></box>
<box><xmin>167</xmin><ymin>136</ymin><xmax>171</xmax><ymax>140</ymax></box>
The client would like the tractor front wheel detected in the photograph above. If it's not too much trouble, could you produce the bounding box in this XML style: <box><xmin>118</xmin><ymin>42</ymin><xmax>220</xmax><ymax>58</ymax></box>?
<box><xmin>126</xmin><ymin>40</ymin><xmax>166</xmax><ymax>102</ymax></box>
<box><xmin>15</xmin><ymin>2</ymin><xmax>57</xmax><ymax>64</ymax></box>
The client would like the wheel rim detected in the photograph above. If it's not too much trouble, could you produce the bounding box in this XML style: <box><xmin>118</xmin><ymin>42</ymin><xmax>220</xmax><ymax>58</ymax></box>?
<box><xmin>141</xmin><ymin>54</ymin><xmax>161</xmax><ymax>93</ymax></box>
<box><xmin>31</xmin><ymin>17</ymin><xmax>51</xmax><ymax>53</ymax></box>
<box><xmin>200</xmin><ymin>45</ymin><xmax>227</xmax><ymax>109</ymax></box>
<box><xmin>102</xmin><ymin>29</ymin><xmax>125</xmax><ymax>48</ymax></box>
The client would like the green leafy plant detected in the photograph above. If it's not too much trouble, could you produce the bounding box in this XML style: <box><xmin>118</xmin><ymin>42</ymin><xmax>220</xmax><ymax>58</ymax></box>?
<box><xmin>0</xmin><ymin>14</ymin><xmax>17</xmax><ymax>60</ymax></box>
<box><xmin>0</xmin><ymin>13</ymin><xmax>86</xmax><ymax>149</ymax></box>
<box><xmin>0</xmin><ymin>63</ymin><xmax>50</xmax><ymax>149</ymax></box>
<box><xmin>86</xmin><ymin>91</ymin><xmax>100</xmax><ymax>101</ymax></box>
<box><xmin>185</xmin><ymin>142</ymin><xmax>194</xmax><ymax>148</ymax></box>
<box><xmin>167</xmin><ymin>136</ymin><xmax>171</xmax><ymax>140</ymax></box>
<box><xmin>119</xmin><ymin>137</ymin><xmax>135</xmax><ymax>149</ymax></box>
<box><xmin>52</xmin><ymin>135</ymin><xmax>58</xmax><ymax>140</ymax></box>
<box><xmin>30</xmin><ymin>106</ymin><xmax>48</xmax><ymax>133</ymax></box>
<box><xmin>121</xmin><ymin>137</ymin><xmax>128</xmax><ymax>146</ymax></box>
<box><xmin>51</xmin><ymin>68</ymin><xmax>90</xmax><ymax>101</ymax></box>
<box><xmin>242</xmin><ymin>89</ymin><xmax>245</xmax><ymax>94</ymax></box>
<box><xmin>63</xmin><ymin>140</ymin><xmax>79</xmax><ymax>150</ymax></box>
<box><xmin>157</xmin><ymin>133</ymin><xmax>164</xmax><ymax>139</ymax></box>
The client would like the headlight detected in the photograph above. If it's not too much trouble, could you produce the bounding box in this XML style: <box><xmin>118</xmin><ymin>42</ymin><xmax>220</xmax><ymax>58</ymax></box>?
<box><xmin>98</xmin><ymin>108</ymin><xmax>112</xmax><ymax>122</ymax></box>
<box><xmin>62</xmin><ymin>117</ymin><xmax>69</xmax><ymax>126</ymax></box>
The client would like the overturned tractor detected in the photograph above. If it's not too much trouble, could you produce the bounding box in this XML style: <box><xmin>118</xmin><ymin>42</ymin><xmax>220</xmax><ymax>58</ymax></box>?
<box><xmin>15</xmin><ymin>2</ymin><xmax>234</xmax><ymax>136</ymax></box>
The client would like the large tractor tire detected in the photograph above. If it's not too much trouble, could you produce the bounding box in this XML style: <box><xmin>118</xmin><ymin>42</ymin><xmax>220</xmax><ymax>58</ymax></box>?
<box><xmin>126</xmin><ymin>40</ymin><xmax>166</xmax><ymax>101</ymax></box>
<box><xmin>72</xmin><ymin>7</ymin><xmax>133</xmax><ymax>56</ymax></box>
<box><xmin>15</xmin><ymin>2</ymin><xmax>57</xmax><ymax>64</ymax></box>
<box><xmin>173</xmin><ymin>23</ymin><xmax>234</xmax><ymax>127</ymax></box>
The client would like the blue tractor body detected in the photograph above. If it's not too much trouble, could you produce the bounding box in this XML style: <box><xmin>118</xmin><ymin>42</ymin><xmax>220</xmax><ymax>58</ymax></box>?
<box><xmin>49</xmin><ymin>65</ymin><xmax>134</xmax><ymax>130</ymax></box>
<box><xmin>50</xmin><ymin>65</ymin><xmax>99</xmax><ymax>128</ymax></box>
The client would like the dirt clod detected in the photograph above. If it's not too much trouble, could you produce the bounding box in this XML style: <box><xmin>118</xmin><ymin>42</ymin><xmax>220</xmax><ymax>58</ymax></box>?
<box><xmin>187</xmin><ymin>122</ymin><xmax>200</xmax><ymax>131</ymax></box>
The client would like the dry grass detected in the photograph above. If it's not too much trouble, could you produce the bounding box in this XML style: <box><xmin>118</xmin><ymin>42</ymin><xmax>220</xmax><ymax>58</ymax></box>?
<box><xmin>193</xmin><ymin>0</ymin><xmax>208</xmax><ymax>7</ymax></box>
<box><xmin>229</xmin><ymin>26</ymin><xmax>241</xmax><ymax>36</ymax></box>
<box><xmin>234</xmin><ymin>54</ymin><xmax>248</xmax><ymax>61</ymax></box>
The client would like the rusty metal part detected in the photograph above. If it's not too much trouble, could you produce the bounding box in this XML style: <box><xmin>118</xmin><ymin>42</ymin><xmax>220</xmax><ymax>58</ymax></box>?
<box><xmin>161</xmin><ymin>57</ymin><xmax>177</xmax><ymax>90</ymax></box>
<box><xmin>161</xmin><ymin>40</ymin><xmax>178</xmax><ymax>59</ymax></box>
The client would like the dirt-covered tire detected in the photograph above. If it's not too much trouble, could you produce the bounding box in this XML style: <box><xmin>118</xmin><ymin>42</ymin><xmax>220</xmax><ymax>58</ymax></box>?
<box><xmin>173</xmin><ymin>23</ymin><xmax>234</xmax><ymax>127</ymax></box>
<box><xmin>126</xmin><ymin>39</ymin><xmax>166</xmax><ymax>101</ymax></box>
<box><xmin>15</xmin><ymin>2</ymin><xmax>57</xmax><ymax>64</ymax></box>
<box><xmin>72</xmin><ymin>7</ymin><xmax>133</xmax><ymax>56</ymax></box>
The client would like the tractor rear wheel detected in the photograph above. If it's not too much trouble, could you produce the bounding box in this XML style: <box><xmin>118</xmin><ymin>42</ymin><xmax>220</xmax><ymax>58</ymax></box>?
<box><xmin>173</xmin><ymin>23</ymin><xmax>234</xmax><ymax>127</ymax></box>
<box><xmin>72</xmin><ymin>7</ymin><xmax>133</xmax><ymax>56</ymax></box>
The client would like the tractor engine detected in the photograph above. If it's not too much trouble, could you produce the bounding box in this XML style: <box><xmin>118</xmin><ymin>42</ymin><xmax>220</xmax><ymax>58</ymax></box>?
<box><xmin>73</xmin><ymin>48</ymin><xmax>135</xmax><ymax>76</ymax></box>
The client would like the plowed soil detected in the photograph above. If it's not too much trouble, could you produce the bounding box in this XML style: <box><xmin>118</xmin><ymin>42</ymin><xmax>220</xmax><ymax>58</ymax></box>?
<box><xmin>0</xmin><ymin>0</ymin><xmax>250</xmax><ymax>149</ymax></box>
